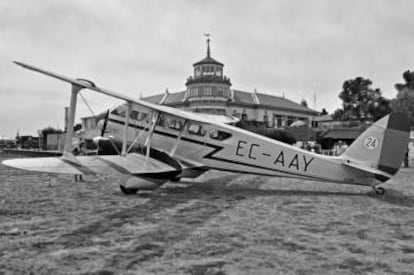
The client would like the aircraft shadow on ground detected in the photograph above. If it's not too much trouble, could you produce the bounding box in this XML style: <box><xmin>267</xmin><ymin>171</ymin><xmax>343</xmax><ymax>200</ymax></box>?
<box><xmin>367</xmin><ymin>189</ymin><xmax>414</xmax><ymax>207</ymax></box>
<box><xmin>159</xmin><ymin>176</ymin><xmax>368</xmax><ymax>198</ymax></box>
<box><xmin>162</xmin><ymin>175</ymin><xmax>414</xmax><ymax>207</ymax></box>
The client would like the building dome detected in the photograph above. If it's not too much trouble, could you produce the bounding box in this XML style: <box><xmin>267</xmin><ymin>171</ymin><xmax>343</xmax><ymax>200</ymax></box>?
<box><xmin>185</xmin><ymin>37</ymin><xmax>232</xmax><ymax>113</ymax></box>
<box><xmin>193</xmin><ymin>56</ymin><xmax>224</xmax><ymax>67</ymax></box>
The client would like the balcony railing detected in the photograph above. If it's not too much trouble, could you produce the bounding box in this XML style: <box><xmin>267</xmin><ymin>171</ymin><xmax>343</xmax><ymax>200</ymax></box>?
<box><xmin>186</xmin><ymin>75</ymin><xmax>232</xmax><ymax>86</ymax></box>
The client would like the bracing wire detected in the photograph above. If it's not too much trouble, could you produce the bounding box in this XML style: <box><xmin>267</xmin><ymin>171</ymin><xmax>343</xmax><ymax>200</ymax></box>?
<box><xmin>79</xmin><ymin>92</ymin><xmax>96</xmax><ymax>117</ymax></box>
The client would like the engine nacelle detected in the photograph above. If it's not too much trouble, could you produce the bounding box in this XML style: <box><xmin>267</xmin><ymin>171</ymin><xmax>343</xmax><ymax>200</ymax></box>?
<box><xmin>93</xmin><ymin>136</ymin><xmax>121</xmax><ymax>155</ymax></box>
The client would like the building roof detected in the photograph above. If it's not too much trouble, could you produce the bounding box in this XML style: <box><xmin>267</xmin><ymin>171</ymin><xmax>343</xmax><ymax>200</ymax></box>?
<box><xmin>255</xmin><ymin>93</ymin><xmax>316</xmax><ymax>114</ymax></box>
<box><xmin>320</xmin><ymin>128</ymin><xmax>364</xmax><ymax>140</ymax></box>
<box><xmin>143</xmin><ymin>91</ymin><xmax>186</xmax><ymax>105</ymax></box>
<box><xmin>142</xmin><ymin>89</ymin><xmax>318</xmax><ymax>115</ymax></box>
<box><xmin>233</xmin><ymin>90</ymin><xmax>255</xmax><ymax>104</ymax></box>
<box><xmin>163</xmin><ymin>91</ymin><xmax>186</xmax><ymax>104</ymax></box>
<box><xmin>193</xmin><ymin>56</ymin><xmax>224</xmax><ymax>66</ymax></box>
<box><xmin>143</xmin><ymin>93</ymin><xmax>164</xmax><ymax>104</ymax></box>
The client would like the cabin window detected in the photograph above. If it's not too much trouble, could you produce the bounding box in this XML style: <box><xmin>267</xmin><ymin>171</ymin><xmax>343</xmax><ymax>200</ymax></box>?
<box><xmin>188</xmin><ymin>123</ymin><xmax>206</xmax><ymax>136</ymax></box>
<box><xmin>128</xmin><ymin>110</ymin><xmax>147</xmax><ymax>121</ymax></box>
<box><xmin>168</xmin><ymin>119</ymin><xmax>183</xmax><ymax>131</ymax></box>
<box><xmin>130</xmin><ymin>110</ymin><xmax>139</xmax><ymax>120</ymax></box>
<box><xmin>209</xmin><ymin>129</ymin><xmax>232</xmax><ymax>140</ymax></box>
<box><xmin>138</xmin><ymin>112</ymin><xmax>148</xmax><ymax>121</ymax></box>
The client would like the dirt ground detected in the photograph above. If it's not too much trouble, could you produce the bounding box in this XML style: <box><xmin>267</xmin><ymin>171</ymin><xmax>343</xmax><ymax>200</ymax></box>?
<box><xmin>1</xmin><ymin>155</ymin><xmax>414</xmax><ymax>275</ymax></box>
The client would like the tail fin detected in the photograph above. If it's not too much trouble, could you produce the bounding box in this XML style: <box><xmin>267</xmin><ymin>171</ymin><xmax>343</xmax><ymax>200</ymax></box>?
<box><xmin>342</xmin><ymin>112</ymin><xmax>410</xmax><ymax>180</ymax></box>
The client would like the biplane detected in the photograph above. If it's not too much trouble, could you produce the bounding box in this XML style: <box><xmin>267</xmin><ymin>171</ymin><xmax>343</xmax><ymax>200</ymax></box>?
<box><xmin>3</xmin><ymin>62</ymin><xmax>410</xmax><ymax>195</ymax></box>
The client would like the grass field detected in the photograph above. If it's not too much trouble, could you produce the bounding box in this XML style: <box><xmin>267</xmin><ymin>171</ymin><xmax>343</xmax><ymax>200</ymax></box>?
<box><xmin>1</xmin><ymin>155</ymin><xmax>414</xmax><ymax>274</ymax></box>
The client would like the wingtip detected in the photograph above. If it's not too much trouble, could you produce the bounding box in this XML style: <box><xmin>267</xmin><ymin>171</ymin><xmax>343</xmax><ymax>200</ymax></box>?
<box><xmin>13</xmin><ymin>61</ymin><xmax>26</xmax><ymax>68</ymax></box>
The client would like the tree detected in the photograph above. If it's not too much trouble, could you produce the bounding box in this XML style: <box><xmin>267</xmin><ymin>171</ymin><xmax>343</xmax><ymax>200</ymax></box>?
<box><xmin>320</xmin><ymin>108</ymin><xmax>328</xmax><ymax>115</ymax></box>
<box><xmin>333</xmin><ymin>77</ymin><xmax>391</xmax><ymax>122</ymax></box>
<box><xmin>391</xmin><ymin>70</ymin><xmax>414</xmax><ymax>126</ymax></box>
<box><xmin>40</xmin><ymin>126</ymin><xmax>62</xmax><ymax>137</ymax></box>
<box><xmin>300</xmin><ymin>99</ymin><xmax>308</xmax><ymax>107</ymax></box>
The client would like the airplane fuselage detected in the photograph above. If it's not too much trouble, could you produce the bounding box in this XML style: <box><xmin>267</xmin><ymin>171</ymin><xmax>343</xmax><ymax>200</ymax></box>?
<box><xmin>103</xmin><ymin>103</ymin><xmax>376</xmax><ymax>187</ymax></box>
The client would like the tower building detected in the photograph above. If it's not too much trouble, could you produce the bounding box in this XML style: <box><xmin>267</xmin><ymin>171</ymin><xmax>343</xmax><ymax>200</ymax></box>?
<box><xmin>144</xmin><ymin>38</ymin><xmax>318</xmax><ymax>128</ymax></box>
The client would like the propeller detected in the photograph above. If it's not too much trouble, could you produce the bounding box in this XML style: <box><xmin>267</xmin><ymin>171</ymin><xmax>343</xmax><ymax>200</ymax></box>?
<box><xmin>93</xmin><ymin>109</ymin><xmax>121</xmax><ymax>155</ymax></box>
<box><xmin>100</xmin><ymin>109</ymin><xmax>110</xmax><ymax>137</ymax></box>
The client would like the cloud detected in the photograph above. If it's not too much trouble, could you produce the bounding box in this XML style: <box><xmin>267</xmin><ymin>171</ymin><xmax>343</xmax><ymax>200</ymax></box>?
<box><xmin>1</xmin><ymin>0</ymin><xmax>414</xmax><ymax>137</ymax></box>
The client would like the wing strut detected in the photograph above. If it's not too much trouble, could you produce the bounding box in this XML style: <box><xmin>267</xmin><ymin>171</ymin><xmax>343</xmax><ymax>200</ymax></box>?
<box><xmin>126</xmin><ymin>128</ymin><xmax>146</xmax><ymax>154</ymax></box>
<box><xmin>170</xmin><ymin>120</ymin><xmax>188</xmax><ymax>157</ymax></box>
<box><xmin>145</xmin><ymin>111</ymin><xmax>159</xmax><ymax>160</ymax></box>
<box><xmin>64</xmin><ymin>84</ymin><xmax>82</xmax><ymax>153</ymax></box>
<box><xmin>121</xmin><ymin>102</ymin><xmax>132</xmax><ymax>156</ymax></box>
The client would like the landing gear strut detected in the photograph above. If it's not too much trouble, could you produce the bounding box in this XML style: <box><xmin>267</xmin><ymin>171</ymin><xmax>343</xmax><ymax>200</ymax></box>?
<box><xmin>373</xmin><ymin>186</ymin><xmax>385</xmax><ymax>195</ymax></box>
<box><xmin>120</xmin><ymin>185</ymin><xmax>139</xmax><ymax>195</ymax></box>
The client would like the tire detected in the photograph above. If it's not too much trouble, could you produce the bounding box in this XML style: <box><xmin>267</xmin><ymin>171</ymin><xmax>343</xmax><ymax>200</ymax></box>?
<box><xmin>119</xmin><ymin>185</ymin><xmax>138</xmax><ymax>195</ymax></box>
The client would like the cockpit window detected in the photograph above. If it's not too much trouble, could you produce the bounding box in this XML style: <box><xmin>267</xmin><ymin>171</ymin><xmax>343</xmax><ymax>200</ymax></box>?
<box><xmin>111</xmin><ymin>105</ymin><xmax>126</xmax><ymax>117</ymax></box>
<box><xmin>209</xmin><ymin>129</ymin><xmax>232</xmax><ymax>140</ymax></box>
<box><xmin>188</xmin><ymin>123</ymin><xmax>206</xmax><ymax>136</ymax></box>
<box><xmin>157</xmin><ymin>114</ymin><xmax>166</xmax><ymax>126</ymax></box>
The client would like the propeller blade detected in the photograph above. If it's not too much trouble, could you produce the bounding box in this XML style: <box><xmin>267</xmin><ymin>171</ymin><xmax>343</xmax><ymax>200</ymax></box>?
<box><xmin>100</xmin><ymin>109</ymin><xmax>110</xmax><ymax>137</ymax></box>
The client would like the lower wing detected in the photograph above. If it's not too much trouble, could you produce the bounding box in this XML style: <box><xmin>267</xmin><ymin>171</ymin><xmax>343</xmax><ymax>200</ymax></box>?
<box><xmin>2</xmin><ymin>153</ymin><xmax>180</xmax><ymax>177</ymax></box>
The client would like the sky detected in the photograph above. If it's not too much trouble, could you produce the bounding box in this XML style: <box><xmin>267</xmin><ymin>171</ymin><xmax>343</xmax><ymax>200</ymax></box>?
<box><xmin>1</xmin><ymin>0</ymin><xmax>414</xmax><ymax>138</ymax></box>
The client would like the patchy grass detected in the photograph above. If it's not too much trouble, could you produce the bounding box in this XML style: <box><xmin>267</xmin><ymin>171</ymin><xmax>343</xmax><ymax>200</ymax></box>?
<box><xmin>1</xmin><ymin>157</ymin><xmax>414</xmax><ymax>274</ymax></box>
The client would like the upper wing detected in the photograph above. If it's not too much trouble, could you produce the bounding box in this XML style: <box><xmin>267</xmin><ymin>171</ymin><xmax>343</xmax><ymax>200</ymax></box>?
<box><xmin>2</xmin><ymin>153</ymin><xmax>179</xmax><ymax>176</ymax></box>
<box><xmin>14</xmin><ymin>61</ymin><xmax>216</xmax><ymax>125</ymax></box>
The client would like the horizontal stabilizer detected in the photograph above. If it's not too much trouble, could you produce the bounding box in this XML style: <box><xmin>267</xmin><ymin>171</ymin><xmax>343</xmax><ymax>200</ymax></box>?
<box><xmin>342</xmin><ymin>160</ymin><xmax>392</xmax><ymax>182</ymax></box>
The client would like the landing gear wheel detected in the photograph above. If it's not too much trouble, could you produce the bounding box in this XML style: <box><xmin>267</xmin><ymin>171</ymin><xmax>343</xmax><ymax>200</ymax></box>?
<box><xmin>373</xmin><ymin>186</ymin><xmax>385</xmax><ymax>195</ymax></box>
<box><xmin>120</xmin><ymin>185</ymin><xmax>139</xmax><ymax>195</ymax></box>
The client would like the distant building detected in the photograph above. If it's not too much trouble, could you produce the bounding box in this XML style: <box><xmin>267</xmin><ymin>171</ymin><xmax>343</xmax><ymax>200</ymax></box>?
<box><xmin>45</xmin><ymin>132</ymin><xmax>66</xmax><ymax>151</ymax></box>
<box><xmin>143</xmin><ymin>38</ymin><xmax>318</xmax><ymax>127</ymax></box>
<box><xmin>80</xmin><ymin>39</ymin><xmax>319</xmax><ymax>134</ymax></box>
<box><xmin>313</xmin><ymin>114</ymin><xmax>342</xmax><ymax>128</ymax></box>
<box><xmin>16</xmin><ymin>135</ymin><xmax>40</xmax><ymax>149</ymax></box>
<box><xmin>0</xmin><ymin>138</ymin><xmax>15</xmax><ymax>149</ymax></box>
